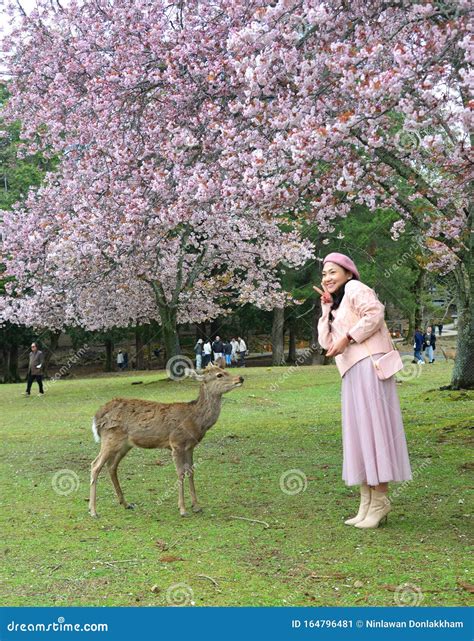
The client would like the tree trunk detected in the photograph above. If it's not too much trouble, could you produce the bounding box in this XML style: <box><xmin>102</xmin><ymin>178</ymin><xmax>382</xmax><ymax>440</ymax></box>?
<box><xmin>159</xmin><ymin>304</ymin><xmax>181</xmax><ymax>361</ymax></box>
<box><xmin>271</xmin><ymin>307</ymin><xmax>286</xmax><ymax>365</ymax></box>
<box><xmin>450</xmin><ymin>239</ymin><xmax>474</xmax><ymax>389</ymax></box>
<box><xmin>104</xmin><ymin>338</ymin><xmax>114</xmax><ymax>372</ymax></box>
<box><xmin>147</xmin><ymin>341</ymin><xmax>152</xmax><ymax>370</ymax></box>
<box><xmin>288</xmin><ymin>318</ymin><xmax>297</xmax><ymax>363</ymax></box>
<box><xmin>135</xmin><ymin>325</ymin><xmax>145</xmax><ymax>370</ymax></box>
<box><xmin>43</xmin><ymin>330</ymin><xmax>61</xmax><ymax>377</ymax></box>
<box><xmin>1</xmin><ymin>342</ymin><xmax>20</xmax><ymax>383</ymax></box>
<box><xmin>413</xmin><ymin>268</ymin><xmax>425</xmax><ymax>331</ymax></box>
<box><xmin>8</xmin><ymin>343</ymin><xmax>20</xmax><ymax>383</ymax></box>
<box><xmin>406</xmin><ymin>312</ymin><xmax>415</xmax><ymax>343</ymax></box>
<box><xmin>196</xmin><ymin>322</ymin><xmax>206</xmax><ymax>341</ymax></box>
<box><xmin>2</xmin><ymin>346</ymin><xmax>9</xmax><ymax>383</ymax></box>
<box><xmin>310</xmin><ymin>297</ymin><xmax>327</xmax><ymax>365</ymax></box>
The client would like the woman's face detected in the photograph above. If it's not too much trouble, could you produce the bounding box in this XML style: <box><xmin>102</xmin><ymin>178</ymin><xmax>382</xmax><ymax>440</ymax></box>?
<box><xmin>321</xmin><ymin>262</ymin><xmax>353</xmax><ymax>294</ymax></box>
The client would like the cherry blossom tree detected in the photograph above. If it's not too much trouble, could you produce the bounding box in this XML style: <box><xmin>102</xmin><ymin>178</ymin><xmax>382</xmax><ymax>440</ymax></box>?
<box><xmin>0</xmin><ymin>0</ymin><xmax>313</xmax><ymax>357</ymax></box>
<box><xmin>225</xmin><ymin>0</ymin><xmax>473</xmax><ymax>388</ymax></box>
<box><xmin>2</xmin><ymin>0</ymin><xmax>471</xmax><ymax>388</ymax></box>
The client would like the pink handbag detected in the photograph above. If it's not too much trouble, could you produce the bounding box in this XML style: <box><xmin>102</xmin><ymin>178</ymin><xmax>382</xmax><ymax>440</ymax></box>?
<box><xmin>369</xmin><ymin>349</ymin><xmax>404</xmax><ymax>380</ymax></box>
<box><xmin>364</xmin><ymin>326</ymin><xmax>404</xmax><ymax>380</ymax></box>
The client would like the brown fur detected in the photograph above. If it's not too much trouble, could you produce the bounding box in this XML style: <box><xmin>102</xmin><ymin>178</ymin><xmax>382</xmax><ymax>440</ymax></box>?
<box><xmin>441</xmin><ymin>347</ymin><xmax>456</xmax><ymax>361</ymax></box>
<box><xmin>89</xmin><ymin>366</ymin><xmax>243</xmax><ymax>517</ymax></box>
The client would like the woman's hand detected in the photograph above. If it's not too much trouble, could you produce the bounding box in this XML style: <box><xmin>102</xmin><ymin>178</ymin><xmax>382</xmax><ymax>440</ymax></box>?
<box><xmin>325</xmin><ymin>335</ymin><xmax>350</xmax><ymax>358</ymax></box>
<box><xmin>313</xmin><ymin>284</ymin><xmax>333</xmax><ymax>305</ymax></box>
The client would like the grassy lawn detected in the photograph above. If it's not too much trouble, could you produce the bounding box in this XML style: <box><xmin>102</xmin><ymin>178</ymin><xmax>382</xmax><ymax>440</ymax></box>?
<box><xmin>1</xmin><ymin>361</ymin><xmax>472</xmax><ymax>607</ymax></box>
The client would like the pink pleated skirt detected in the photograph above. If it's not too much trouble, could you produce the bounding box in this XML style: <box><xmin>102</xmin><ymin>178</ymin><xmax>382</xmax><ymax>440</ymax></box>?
<box><xmin>341</xmin><ymin>354</ymin><xmax>412</xmax><ymax>487</ymax></box>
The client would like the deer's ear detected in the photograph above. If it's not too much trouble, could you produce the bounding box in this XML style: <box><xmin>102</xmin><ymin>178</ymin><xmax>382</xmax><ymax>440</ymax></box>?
<box><xmin>186</xmin><ymin>368</ymin><xmax>205</xmax><ymax>381</ymax></box>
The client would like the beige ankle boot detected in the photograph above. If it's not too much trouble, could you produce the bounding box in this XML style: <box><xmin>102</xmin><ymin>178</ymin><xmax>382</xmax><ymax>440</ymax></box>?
<box><xmin>344</xmin><ymin>484</ymin><xmax>371</xmax><ymax>525</ymax></box>
<box><xmin>354</xmin><ymin>489</ymin><xmax>391</xmax><ymax>528</ymax></box>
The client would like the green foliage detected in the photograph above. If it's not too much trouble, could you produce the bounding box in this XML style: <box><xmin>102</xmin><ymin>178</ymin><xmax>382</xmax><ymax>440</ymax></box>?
<box><xmin>0</xmin><ymin>84</ymin><xmax>58</xmax><ymax>365</ymax></box>
<box><xmin>0</xmin><ymin>84</ymin><xmax>55</xmax><ymax>210</ymax></box>
<box><xmin>329</xmin><ymin>206</ymin><xmax>421</xmax><ymax>312</ymax></box>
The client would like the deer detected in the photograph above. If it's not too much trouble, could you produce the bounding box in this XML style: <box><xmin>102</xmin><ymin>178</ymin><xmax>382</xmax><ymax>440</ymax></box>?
<box><xmin>441</xmin><ymin>347</ymin><xmax>456</xmax><ymax>361</ymax></box>
<box><xmin>88</xmin><ymin>365</ymin><xmax>244</xmax><ymax>518</ymax></box>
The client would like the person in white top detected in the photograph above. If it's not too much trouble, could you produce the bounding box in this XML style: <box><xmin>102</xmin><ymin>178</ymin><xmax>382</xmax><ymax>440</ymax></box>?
<box><xmin>117</xmin><ymin>350</ymin><xmax>125</xmax><ymax>370</ymax></box>
<box><xmin>230</xmin><ymin>338</ymin><xmax>240</xmax><ymax>365</ymax></box>
<box><xmin>202</xmin><ymin>340</ymin><xmax>212</xmax><ymax>367</ymax></box>
<box><xmin>194</xmin><ymin>338</ymin><xmax>203</xmax><ymax>370</ymax></box>
<box><xmin>237</xmin><ymin>336</ymin><xmax>247</xmax><ymax>367</ymax></box>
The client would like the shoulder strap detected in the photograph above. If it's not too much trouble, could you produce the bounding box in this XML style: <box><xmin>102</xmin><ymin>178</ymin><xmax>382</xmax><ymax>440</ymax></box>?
<box><xmin>362</xmin><ymin>322</ymin><xmax>397</xmax><ymax>363</ymax></box>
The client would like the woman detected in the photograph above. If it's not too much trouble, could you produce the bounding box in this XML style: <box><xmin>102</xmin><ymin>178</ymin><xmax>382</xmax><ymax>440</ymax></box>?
<box><xmin>202</xmin><ymin>339</ymin><xmax>212</xmax><ymax>368</ymax></box>
<box><xmin>315</xmin><ymin>253</ymin><xmax>412</xmax><ymax>529</ymax></box>
<box><xmin>423</xmin><ymin>326</ymin><xmax>436</xmax><ymax>363</ymax></box>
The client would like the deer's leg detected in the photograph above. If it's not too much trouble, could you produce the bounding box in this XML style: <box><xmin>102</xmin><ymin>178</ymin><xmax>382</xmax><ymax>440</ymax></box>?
<box><xmin>107</xmin><ymin>444</ymin><xmax>133</xmax><ymax>510</ymax></box>
<box><xmin>89</xmin><ymin>448</ymin><xmax>112</xmax><ymax>517</ymax></box>
<box><xmin>172</xmin><ymin>448</ymin><xmax>187</xmax><ymax>517</ymax></box>
<box><xmin>185</xmin><ymin>449</ymin><xmax>202</xmax><ymax>513</ymax></box>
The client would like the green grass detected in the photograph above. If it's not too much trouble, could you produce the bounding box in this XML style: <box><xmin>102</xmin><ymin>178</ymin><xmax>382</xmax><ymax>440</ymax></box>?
<box><xmin>1</xmin><ymin>362</ymin><xmax>472</xmax><ymax>607</ymax></box>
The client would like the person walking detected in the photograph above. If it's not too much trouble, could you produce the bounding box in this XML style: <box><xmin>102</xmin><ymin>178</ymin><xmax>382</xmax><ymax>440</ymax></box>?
<box><xmin>413</xmin><ymin>329</ymin><xmax>425</xmax><ymax>364</ymax></box>
<box><xmin>423</xmin><ymin>326</ymin><xmax>436</xmax><ymax>363</ymax></box>
<box><xmin>316</xmin><ymin>252</ymin><xmax>412</xmax><ymax>529</ymax></box>
<box><xmin>194</xmin><ymin>338</ymin><xmax>203</xmax><ymax>370</ymax></box>
<box><xmin>437</xmin><ymin>323</ymin><xmax>443</xmax><ymax>336</ymax></box>
<box><xmin>237</xmin><ymin>336</ymin><xmax>247</xmax><ymax>367</ymax></box>
<box><xmin>202</xmin><ymin>339</ymin><xmax>212</xmax><ymax>367</ymax></box>
<box><xmin>25</xmin><ymin>342</ymin><xmax>45</xmax><ymax>396</ymax></box>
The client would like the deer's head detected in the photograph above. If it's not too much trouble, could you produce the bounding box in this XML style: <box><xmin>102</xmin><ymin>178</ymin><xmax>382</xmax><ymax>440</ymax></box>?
<box><xmin>188</xmin><ymin>364</ymin><xmax>244</xmax><ymax>395</ymax></box>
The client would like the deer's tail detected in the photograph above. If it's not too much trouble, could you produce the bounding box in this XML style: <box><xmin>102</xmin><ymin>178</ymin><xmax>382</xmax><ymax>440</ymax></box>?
<box><xmin>92</xmin><ymin>417</ymin><xmax>101</xmax><ymax>443</ymax></box>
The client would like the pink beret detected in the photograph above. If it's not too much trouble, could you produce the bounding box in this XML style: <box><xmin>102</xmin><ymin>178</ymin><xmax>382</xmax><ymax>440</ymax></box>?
<box><xmin>323</xmin><ymin>252</ymin><xmax>360</xmax><ymax>280</ymax></box>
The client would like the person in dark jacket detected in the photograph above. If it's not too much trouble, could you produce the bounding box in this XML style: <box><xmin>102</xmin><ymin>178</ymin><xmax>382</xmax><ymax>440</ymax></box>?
<box><xmin>212</xmin><ymin>336</ymin><xmax>224</xmax><ymax>366</ymax></box>
<box><xmin>423</xmin><ymin>326</ymin><xmax>436</xmax><ymax>363</ymax></box>
<box><xmin>223</xmin><ymin>340</ymin><xmax>232</xmax><ymax>367</ymax></box>
<box><xmin>25</xmin><ymin>342</ymin><xmax>45</xmax><ymax>395</ymax></box>
<box><xmin>413</xmin><ymin>329</ymin><xmax>425</xmax><ymax>364</ymax></box>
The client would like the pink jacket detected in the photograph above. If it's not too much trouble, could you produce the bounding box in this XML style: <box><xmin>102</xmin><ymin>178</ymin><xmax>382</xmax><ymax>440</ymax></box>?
<box><xmin>317</xmin><ymin>280</ymin><xmax>393</xmax><ymax>377</ymax></box>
